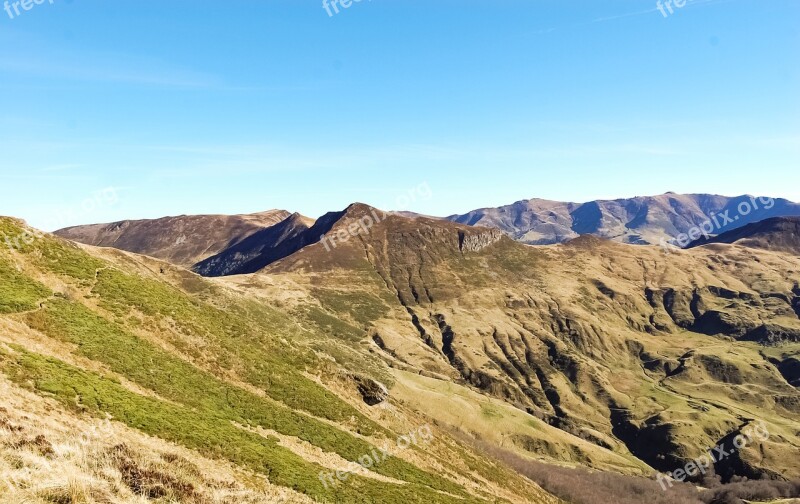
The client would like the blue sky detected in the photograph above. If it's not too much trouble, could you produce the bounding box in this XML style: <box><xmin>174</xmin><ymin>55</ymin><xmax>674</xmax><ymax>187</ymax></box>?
<box><xmin>0</xmin><ymin>0</ymin><xmax>798</xmax><ymax>230</ymax></box>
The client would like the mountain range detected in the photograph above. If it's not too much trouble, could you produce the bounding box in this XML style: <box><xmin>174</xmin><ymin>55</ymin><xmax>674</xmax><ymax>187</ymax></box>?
<box><xmin>447</xmin><ymin>193</ymin><xmax>800</xmax><ymax>245</ymax></box>
<box><xmin>54</xmin><ymin>193</ymin><xmax>800</xmax><ymax>277</ymax></box>
<box><xmin>2</xmin><ymin>192</ymin><xmax>800</xmax><ymax>504</ymax></box>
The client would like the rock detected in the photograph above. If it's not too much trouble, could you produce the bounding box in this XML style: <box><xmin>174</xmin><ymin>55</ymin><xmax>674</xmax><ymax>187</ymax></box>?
<box><xmin>775</xmin><ymin>357</ymin><xmax>800</xmax><ymax>387</ymax></box>
<box><xmin>692</xmin><ymin>310</ymin><xmax>756</xmax><ymax>338</ymax></box>
<box><xmin>350</xmin><ymin>375</ymin><xmax>389</xmax><ymax>406</ymax></box>
<box><xmin>743</xmin><ymin>324</ymin><xmax>800</xmax><ymax>345</ymax></box>
<box><xmin>457</xmin><ymin>230</ymin><xmax>504</xmax><ymax>253</ymax></box>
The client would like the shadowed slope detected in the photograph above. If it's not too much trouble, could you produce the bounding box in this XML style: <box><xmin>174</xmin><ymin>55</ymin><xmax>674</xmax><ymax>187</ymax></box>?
<box><xmin>193</xmin><ymin>212</ymin><xmax>316</xmax><ymax>276</ymax></box>
<box><xmin>688</xmin><ymin>216</ymin><xmax>800</xmax><ymax>256</ymax></box>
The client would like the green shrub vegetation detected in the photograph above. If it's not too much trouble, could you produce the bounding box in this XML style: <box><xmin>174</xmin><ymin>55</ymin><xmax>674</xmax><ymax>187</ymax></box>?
<box><xmin>2</xmin><ymin>226</ymin><xmax>379</xmax><ymax>434</ymax></box>
<box><xmin>0</xmin><ymin>258</ymin><xmax>51</xmax><ymax>314</ymax></box>
<box><xmin>299</xmin><ymin>304</ymin><xmax>366</xmax><ymax>342</ymax></box>
<box><xmin>91</xmin><ymin>268</ymin><xmax>379</xmax><ymax>433</ymax></box>
<box><xmin>23</xmin><ymin>298</ymin><xmax>465</xmax><ymax>496</ymax></box>
<box><xmin>34</xmin><ymin>238</ymin><xmax>105</xmax><ymax>282</ymax></box>
<box><xmin>0</xmin><ymin>347</ymin><xmax>484</xmax><ymax>504</ymax></box>
<box><xmin>0</xmin><ymin>217</ymin><xmax>104</xmax><ymax>283</ymax></box>
<box><xmin>311</xmin><ymin>288</ymin><xmax>389</xmax><ymax>327</ymax></box>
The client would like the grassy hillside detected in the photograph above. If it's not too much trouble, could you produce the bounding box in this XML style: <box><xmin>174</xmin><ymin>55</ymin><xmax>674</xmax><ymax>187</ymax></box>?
<box><xmin>0</xmin><ymin>217</ymin><xmax>560</xmax><ymax>504</ymax></box>
<box><xmin>253</xmin><ymin>209</ymin><xmax>800</xmax><ymax>486</ymax></box>
<box><xmin>4</xmin><ymin>208</ymin><xmax>800</xmax><ymax>504</ymax></box>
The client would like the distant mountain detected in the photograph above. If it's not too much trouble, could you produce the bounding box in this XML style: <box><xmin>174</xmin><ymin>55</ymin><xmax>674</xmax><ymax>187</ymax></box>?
<box><xmin>52</xmin><ymin>194</ymin><xmax>800</xmax><ymax>274</ymax></box>
<box><xmin>193</xmin><ymin>212</ymin><xmax>317</xmax><ymax>276</ymax></box>
<box><xmin>54</xmin><ymin>210</ymin><xmax>291</xmax><ymax>268</ymax></box>
<box><xmin>688</xmin><ymin>216</ymin><xmax>800</xmax><ymax>255</ymax></box>
<box><xmin>448</xmin><ymin>193</ymin><xmax>800</xmax><ymax>245</ymax></box>
<box><xmin>194</xmin><ymin>203</ymin><xmax>500</xmax><ymax>277</ymax></box>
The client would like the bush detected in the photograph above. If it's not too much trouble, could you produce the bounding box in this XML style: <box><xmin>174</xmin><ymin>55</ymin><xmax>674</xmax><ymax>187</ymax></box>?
<box><xmin>0</xmin><ymin>258</ymin><xmax>50</xmax><ymax>314</ymax></box>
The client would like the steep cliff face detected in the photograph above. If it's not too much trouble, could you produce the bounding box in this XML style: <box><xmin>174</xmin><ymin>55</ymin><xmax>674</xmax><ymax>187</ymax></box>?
<box><xmin>458</xmin><ymin>229</ymin><xmax>505</xmax><ymax>252</ymax></box>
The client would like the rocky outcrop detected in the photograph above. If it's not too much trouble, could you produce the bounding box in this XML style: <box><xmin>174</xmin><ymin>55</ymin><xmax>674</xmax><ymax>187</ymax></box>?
<box><xmin>457</xmin><ymin>229</ymin><xmax>504</xmax><ymax>253</ymax></box>
<box><xmin>350</xmin><ymin>374</ymin><xmax>389</xmax><ymax>406</ymax></box>
<box><xmin>693</xmin><ymin>310</ymin><xmax>757</xmax><ymax>338</ymax></box>
<box><xmin>697</xmin><ymin>355</ymin><xmax>745</xmax><ymax>384</ymax></box>
<box><xmin>775</xmin><ymin>357</ymin><xmax>800</xmax><ymax>387</ymax></box>
<box><xmin>743</xmin><ymin>324</ymin><xmax>800</xmax><ymax>344</ymax></box>
<box><xmin>648</xmin><ymin>286</ymin><xmax>800</xmax><ymax>345</ymax></box>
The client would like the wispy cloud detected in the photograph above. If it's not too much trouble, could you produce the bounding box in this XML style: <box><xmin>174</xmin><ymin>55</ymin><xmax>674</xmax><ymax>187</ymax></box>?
<box><xmin>744</xmin><ymin>135</ymin><xmax>800</xmax><ymax>149</ymax></box>
<box><xmin>589</xmin><ymin>7</ymin><xmax>659</xmax><ymax>24</ymax></box>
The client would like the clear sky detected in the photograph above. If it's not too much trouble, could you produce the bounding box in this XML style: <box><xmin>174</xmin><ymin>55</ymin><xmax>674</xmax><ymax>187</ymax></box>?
<box><xmin>0</xmin><ymin>0</ymin><xmax>798</xmax><ymax>230</ymax></box>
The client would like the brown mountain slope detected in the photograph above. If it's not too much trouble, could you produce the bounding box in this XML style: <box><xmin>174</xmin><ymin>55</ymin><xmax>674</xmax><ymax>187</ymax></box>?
<box><xmin>54</xmin><ymin>210</ymin><xmax>294</xmax><ymax>268</ymax></box>
<box><xmin>689</xmin><ymin>216</ymin><xmax>800</xmax><ymax>256</ymax></box>
<box><xmin>193</xmin><ymin>212</ymin><xmax>316</xmax><ymax>277</ymax></box>
<box><xmin>232</xmin><ymin>204</ymin><xmax>800</xmax><ymax>486</ymax></box>
<box><xmin>448</xmin><ymin>193</ymin><xmax>800</xmax><ymax>245</ymax></box>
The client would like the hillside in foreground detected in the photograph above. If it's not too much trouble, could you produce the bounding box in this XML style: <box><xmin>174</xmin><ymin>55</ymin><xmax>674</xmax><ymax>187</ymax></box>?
<box><xmin>3</xmin><ymin>207</ymin><xmax>800</xmax><ymax>504</ymax></box>
<box><xmin>1</xmin><ymin>216</ymin><xmax>562</xmax><ymax>504</ymax></box>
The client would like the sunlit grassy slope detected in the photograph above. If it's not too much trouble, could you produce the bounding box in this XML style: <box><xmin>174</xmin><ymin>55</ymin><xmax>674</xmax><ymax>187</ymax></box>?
<box><xmin>0</xmin><ymin>217</ymin><xmax>560</xmax><ymax>504</ymax></box>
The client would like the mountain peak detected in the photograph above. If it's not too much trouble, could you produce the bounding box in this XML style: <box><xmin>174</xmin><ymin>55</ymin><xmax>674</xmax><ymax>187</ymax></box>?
<box><xmin>341</xmin><ymin>202</ymin><xmax>386</xmax><ymax>219</ymax></box>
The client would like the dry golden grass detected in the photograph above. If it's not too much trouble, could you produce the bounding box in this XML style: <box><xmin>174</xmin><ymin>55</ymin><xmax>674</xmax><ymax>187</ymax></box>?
<box><xmin>0</xmin><ymin>375</ymin><xmax>313</xmax><ymax>504</ymax></box>
<box><xmin>388</xmin><ymin>369</ymin><xmax>650</xmax><ymax>475</ymax></box>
